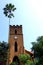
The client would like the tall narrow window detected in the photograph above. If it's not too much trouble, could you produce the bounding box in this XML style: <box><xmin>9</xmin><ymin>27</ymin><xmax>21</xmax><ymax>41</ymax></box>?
<box><xmin>15</xmin><ymin>42</ymin><xmax>17</xmax><ymax>52</ymax></box>
<box><xmin>15</xmin><ymin>30</ymin><xmax>17</xmax><ymax>34</ymax></box>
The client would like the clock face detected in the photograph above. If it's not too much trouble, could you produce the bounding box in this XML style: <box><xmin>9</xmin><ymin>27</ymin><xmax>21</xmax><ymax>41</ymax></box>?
<box><xmin>14</xmin><ymin>36</ymin><xmax>18</xmax><ymax>39</ymax></box>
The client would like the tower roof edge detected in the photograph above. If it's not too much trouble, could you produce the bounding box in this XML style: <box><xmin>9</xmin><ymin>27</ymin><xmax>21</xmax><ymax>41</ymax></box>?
<box><xmin>10</xmin><ymin>25</ymin><xmax>22</xmax><ymax>28</ymax></box>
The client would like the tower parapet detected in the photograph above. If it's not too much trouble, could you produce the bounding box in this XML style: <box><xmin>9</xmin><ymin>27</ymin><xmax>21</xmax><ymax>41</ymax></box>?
<box><xmin>9</xmin><ymin>25</ymin><xmax>22</xmax><ymax>35</ymax></box>
<box><xmin>10</xmin><ymin>25</ymin><xmax>22</xmax><ymax>28</ymax></box>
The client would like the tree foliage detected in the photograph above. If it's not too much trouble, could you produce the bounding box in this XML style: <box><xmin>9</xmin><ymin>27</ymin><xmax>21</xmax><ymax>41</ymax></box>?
<box><xmin>10</xmin><ymin>62</ymin><xmax>18</xmax><ymax>65</ymax></box>
<box><xmin>0</xmin><ymin>41</ymin><xmax>9</xmax><ymax>65</ymax></box>
<box><xmin>3</xmin><ymin>3</ymin><xmax>16</xmax><ymax>18</ymax></box>
<box><xmin>19</xmin><ymin>54</ymin><xmax>30</xmax><ymax>63</ymax></box>
<box><xmin>31</xmin><ymin>36</ymin><xmax>43</xmax><ymax>65</ymax></box>
<box><xmin>25</xmin><ymin>60</ymin><xmax>34</xmax><ymax>65</ymax></box>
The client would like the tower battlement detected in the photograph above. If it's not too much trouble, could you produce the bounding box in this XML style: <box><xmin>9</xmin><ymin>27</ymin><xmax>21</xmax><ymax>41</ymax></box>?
<box><xmin>9</xmin><ymin>25</ymin><xmax>22</xmax><ymax>35</ymax></box>
<box><xmin>10</xmin><ymin>25</ymin><xmax>22</xmax><ymax>28</ymax></box>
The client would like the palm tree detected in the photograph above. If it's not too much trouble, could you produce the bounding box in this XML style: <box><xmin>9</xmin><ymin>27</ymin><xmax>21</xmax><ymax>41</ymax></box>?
<box><xmin>3</xmin><ymin>3</ymin><xmax>16</xmax><ymax>42</ymax></box>
<box><xmin>3</xmin><ymin>3</ymin><xmax>16</xmax><ymax>25</ymax></box>
<box><xmin>3</xmin><ymin>4</ymin><xmax>16</xmax><ymax>65</ymax></box>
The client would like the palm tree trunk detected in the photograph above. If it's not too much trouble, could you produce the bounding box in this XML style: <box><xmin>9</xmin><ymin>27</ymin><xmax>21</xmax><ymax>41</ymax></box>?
<box><xmin>9</xmin><ymin>18</ymin><xmax>10</xmax><ymax>25</ymax></box>
<box><xmin>8</xmin><ymin>18</ymin><xmax>10</xmax><ymax>43</ymax></box>
<box><xmin>7</xmin><ymin>18</ymin><xmax>10</xmax><ymax>65</ymax></box>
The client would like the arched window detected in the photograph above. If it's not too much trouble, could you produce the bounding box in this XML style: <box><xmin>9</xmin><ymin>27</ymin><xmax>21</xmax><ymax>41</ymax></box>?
<box><xmin>15</xmin><ymin>30</ymin><xmax>17</xmax><ymax>34</ymax></box>
<box><xmin>15</xmin><ymin>42</ymin><xmax>17</xmax><ymax>52</ymax></box>
<box><xmin>13</xmin><ymin>56</ymin><xmax>19</xmax><ymax>62</ymax></box>
<box><xmin>13</xmin><ymin>56</ymin><xmax>19</xmax><ymax>64</ymax></box>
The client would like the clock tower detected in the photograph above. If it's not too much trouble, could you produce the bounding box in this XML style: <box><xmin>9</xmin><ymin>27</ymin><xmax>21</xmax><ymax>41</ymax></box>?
<box><xmin>8</xmin><ymin>25</ymin><xmax>24</xmax><ymax>64</ymax></box>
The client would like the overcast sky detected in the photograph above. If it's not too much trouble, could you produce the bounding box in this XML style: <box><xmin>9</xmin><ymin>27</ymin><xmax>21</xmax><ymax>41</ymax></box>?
<box><xmin>0</xmin><ymin>0</ymin><xmax>43</xmax><ymax>51</ymax></box>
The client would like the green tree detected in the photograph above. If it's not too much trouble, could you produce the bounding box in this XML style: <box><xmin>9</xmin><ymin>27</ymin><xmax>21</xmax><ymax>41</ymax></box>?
<box><xmin>0</xmin><ymin>41</ymin><xmax>9</xmax><ymax>65</ymax></box>
<box><xmin>10</xmin><ymin>62</ymin><xmax>18</xmax><ymax>65</ymax></box>
<box><xmin>19</xmin><ymin>54</ymin><xmax>31</xmax><ymax>65</ymax></box>
<box><xmin>31</xmin><ymin>36</ymin><xmax>43</xmax><ymax>65</ymax></box>
<box><xmin>25</xmin><ymin>60</ymin><xmax>34</xmax><ymax>65</ymax></box>
<box><xmin>3</xmin><ymin>3</ymin><xmax>16</xmax><ymax>24</ymax></box>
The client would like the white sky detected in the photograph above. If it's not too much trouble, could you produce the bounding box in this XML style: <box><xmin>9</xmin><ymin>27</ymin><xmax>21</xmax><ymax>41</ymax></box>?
<box><xmin>0</xmin><ymin>0</ymin><xmax>43</xmax><ymax>51</ymax></box>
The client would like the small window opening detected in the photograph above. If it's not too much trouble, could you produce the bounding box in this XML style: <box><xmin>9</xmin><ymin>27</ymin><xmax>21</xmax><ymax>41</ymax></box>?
<box><xmin>15</xmin><ymin>30</ymin><xmax>17</xmax><ymax>34</ymax></box>
<box><xmin>15</xmin><ymin>42</ymin><xmax>17</xmax><ymax>52</ymax></box>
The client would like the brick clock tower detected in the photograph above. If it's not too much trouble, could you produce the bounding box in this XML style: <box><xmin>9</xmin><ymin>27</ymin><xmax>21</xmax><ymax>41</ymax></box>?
<box><xmin>8</xmin><ymin>25</ymin><xmax>24</xmax><ymax>64</ymax></box>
